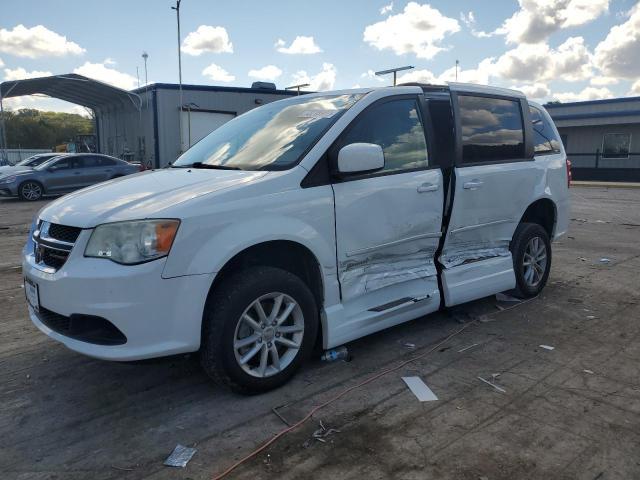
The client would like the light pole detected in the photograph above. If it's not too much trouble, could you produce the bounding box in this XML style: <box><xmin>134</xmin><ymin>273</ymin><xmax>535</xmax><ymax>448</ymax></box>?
<box><xmin>455</xmin><ymin>60</ymin><xmax>459</xmax><ymax>81</ymax></box>
<box><xmin>183</xmin><ymin>102</ymin><xmax>198</xmax><ymax>149</ymax></box>
<box><xmin>142</xmin><ymin>52</ymin><xmax>149</xmax><ymax>86</ymax></box>
<box><xmin>171</xmin><ymin>0</ymin><xmax>184</xmax><ymax>154</ymax></box>
<box><xmin>374</xmin><ymin>65</ymin><xmax>414</xmax><ymax>86</ymax></box>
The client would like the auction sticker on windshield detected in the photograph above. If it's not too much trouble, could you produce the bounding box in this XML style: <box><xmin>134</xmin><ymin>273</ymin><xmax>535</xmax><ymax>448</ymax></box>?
<box><xmin>24</xmin><ymin>278</ymin><xmax>39</xmax><ymax>312</ymax></box>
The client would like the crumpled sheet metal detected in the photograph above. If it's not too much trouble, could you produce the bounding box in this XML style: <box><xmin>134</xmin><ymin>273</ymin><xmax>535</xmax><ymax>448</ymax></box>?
<box><xmin>340</xmin><ymin>246</ymin><xmax>437</xmax><ymax>298</ymax></box>
<box><xmin>439</xmin><ymin>241</ymin><xmax>511</xmax><ymax>269</ymax></box>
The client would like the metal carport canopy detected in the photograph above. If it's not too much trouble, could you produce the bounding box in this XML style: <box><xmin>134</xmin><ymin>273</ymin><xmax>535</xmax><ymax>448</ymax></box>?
<box><xmin>0</xmin><ymin>73</ymin><xmax>141</xmax><ymax>112</ymax></box>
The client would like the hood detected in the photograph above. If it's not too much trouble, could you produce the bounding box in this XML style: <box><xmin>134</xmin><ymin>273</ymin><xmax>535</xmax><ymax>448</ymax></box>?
<box><xmin>38</xmin><ymin>168</ymin><xmax>268</xmax><ymax>228</ymax></box>
<box><xmin>0</xmin><ymin>165</ymin><xmax>33</xmax><ymax>176</ymax></box>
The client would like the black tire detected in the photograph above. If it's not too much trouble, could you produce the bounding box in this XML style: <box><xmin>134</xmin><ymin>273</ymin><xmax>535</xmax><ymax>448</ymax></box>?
<box><xmin>510</xmin><ymin>222</ymin><xmax>552</xmax><ymax>298</ymax></box>
<box><xmin>18</xmin><ymin>181</ymin><xmax>44</xmax><ymax>201</ymax></box>
<box><xmin>200</xmin><ymin>266</ymin><xmax>318</xmax><ymax>394</ymax></box>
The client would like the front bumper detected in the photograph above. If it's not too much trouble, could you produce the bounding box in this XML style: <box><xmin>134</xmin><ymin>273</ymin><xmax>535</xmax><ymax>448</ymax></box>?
<box><xmin>22</xmin><ymin>229</ymin><xmax>214</xmax><ymax>361</ymax></box>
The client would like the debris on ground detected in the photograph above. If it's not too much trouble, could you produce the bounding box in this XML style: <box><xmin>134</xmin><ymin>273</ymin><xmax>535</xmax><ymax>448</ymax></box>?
<box><xmin>403</xmin><ymin>342</ymin><xmax>416</xmax><ymax>349</ymax></box>
<box><xmin>312</xmin><ymin>420</ymin><xmax>341</xmax><ymax>443</ymax></box>
<box><xmin>478</xmin><ymin>376</ymin><xmax>506</xmax><ymax>393</ymax></box>
<box><xmin>578</xmin><ymin>257</ymin><xmax>587</xmax><ymax>262</ymax></box>
<box><xmin>539</xmin><ymin>345</ymin><xmax>555</xmax><ymax>351</ymax></box>
<box><xmin>495</xmin><ymin>293</ymin><xmax>521</xmax><ymax>302</ymax></box>
<box><xmin>599</xmin><ymin>258</ymin><xmax>611</xmax><ymax>264</ymax></box>
<box><xmin>584</xmin><ymin>369</ymin><xmax>595</xmax><ymax>374</ymax></box>
<box><xmin>402</xmin><ymin>376</ymin><xmax>439</xmax><ymax>402</ymax></box>
<box><xmin>586</xmin><ymin>315</ymin><xmax>596</xmax><ymax>319</ymax></box>
<box><xmin>458</xmin><ymin>343</ymin><xmax>479</xmax><ymax>353</ymax></box>
<box><xmin>321</xmin><ymin>346</ymin><xmax>349</xmax><ymax>362</ymax></box>
<box><xmin>164</xmin><ymin>444</ymin><xmax>197</xmax><ymax>468</ymax></box>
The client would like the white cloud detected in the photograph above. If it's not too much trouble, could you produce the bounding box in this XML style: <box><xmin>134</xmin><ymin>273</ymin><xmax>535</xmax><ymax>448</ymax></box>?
<box><xmin>397</xmin><ymin>69</ymin><xmax>438</xmax><ymax>85</ymax></box>
<box><xmin>363</xmin><ymin>2</ymin><xmax>460</xmax><ymax>59</ymax></box>
<box><xmin>552</xmin><ymin>86</ymin><xmax>613</xmax><ymax>102</ymax></box>
<box><xmin>248</xmin><ymin>65</ymin><xmax>282</xmax><ymax>82</ymax></box>
<box><xmin>495</xmin><ymin>0</ymin><xmax>609</xmax><ymax>44</ymax></box>
<box><xmin>0</xmin><ymin>58</ymin><xmax>3</xmax><ymax>67</ymax></box>
<box><xmin>631</xmin><ymin>80</ymin><xmax>640</xmax><ymax>95</ymax></box>
<box><xmin>493</xmin><ymin>37</ymin><xmax>592</xmax><ymax>82</ymax></box>
<box><xmin>202</xmin><ymin>63</ymin><xmax>235</xmax><ymax>82</ymax></box>
<box><xmin>439</xmin><ymin>57</ymin><xmax>495</xmax><ymax>85</ymax></box>
<box><xmin>181</xmin><ymin>25</ymin><xmax>233</xmax><ymax>56</ymax></box>
<box><xmin>275</xmin><ymin>36</ymin><xmax>322</xmax><ymax>54</ymax></box>
<box><xmin>360</xmin><ymin>69</ymin><xmax>385</xmax><ymax>84</ymax></box>
<box><xmin>0</xmin><ymin>24</ymin><xmax>85</xmax><ymax>58</ymax></box>
<box><xmin>4</xmin><ymin>67</ymin><xmax>52</xmax><ymax>81</ymax></box>
<box><xmin>460</xmin><ymin>11</ymin><xmax>475</xmax><ymax>27</ymax></box>
<box><xmin>594</xmin><ymin>4</ymin><xmax>640</xmax><ymax>78</ymax></box>
<box><xmin>291</xmin><ymin>63</ymin><xmax>336</xmax><ymax>91</ymax></box>
<box><xmin>380</xmin><ymin>2</ymin><xmax>393</xmax><ymax>15</ymax></box>
<box><xmin>512</xmin><ymin>83</ymin><xmax>551</xmax><ymax>100</ymax></box>
<box><xmin>590</xmin><ymin>76</ymin><xmax>618</xmax><ymax>86</ymax></box>
<box><xmin>73</xmin><ymin>60</ymin><xmax>138</xmax><ymax>90</ymax></box>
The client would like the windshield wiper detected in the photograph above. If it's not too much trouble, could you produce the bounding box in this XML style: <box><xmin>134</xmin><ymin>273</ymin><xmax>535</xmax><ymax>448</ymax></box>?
<box><xmin>188</xmin><ymin>162</ymin><xmax>240</xmax><ymax>170</ymax></box>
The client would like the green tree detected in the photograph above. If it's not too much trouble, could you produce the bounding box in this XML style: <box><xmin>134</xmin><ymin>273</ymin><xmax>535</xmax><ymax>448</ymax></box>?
<box><xmin>2</xmin><ymin>109</ymin><xmax>93</xmax><ymax>149</ymax></box>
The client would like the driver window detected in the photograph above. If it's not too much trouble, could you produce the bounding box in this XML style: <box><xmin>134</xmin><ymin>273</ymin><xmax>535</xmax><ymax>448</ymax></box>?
<box><xmin>336</xmin><ymin>98</ymin><xmax>429</xmax><ymax>173</ymax></box>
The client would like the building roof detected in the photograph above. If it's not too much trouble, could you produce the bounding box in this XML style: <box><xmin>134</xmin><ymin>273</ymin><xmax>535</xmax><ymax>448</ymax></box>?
<box><xmin>0</xmin><ymin>74</ymin><xmax>141</xmax><ymax>111</ymax></box>
<box><xmin>544</xmin><ymin>95</ymin><xmax>640</xmax><ymax>127</ymax></box>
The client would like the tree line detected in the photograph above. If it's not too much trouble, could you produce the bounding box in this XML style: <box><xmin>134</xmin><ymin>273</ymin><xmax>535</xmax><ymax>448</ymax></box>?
<box><xmin>1</xmin><ymin>109</ymin><xmax>93</xmax><ymax>149</ymax></box>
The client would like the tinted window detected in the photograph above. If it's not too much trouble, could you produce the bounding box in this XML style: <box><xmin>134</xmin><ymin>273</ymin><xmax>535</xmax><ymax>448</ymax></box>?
<box><xmin>80</xmin><ymin>156</ymin><xmax>99</xmax><ymax>168</ymax></box>
<box><xmin>99</xmin><ymin>157</ymin><xmax>117</xmax><ymax>166</ymax></box>
<box><xmin>530</xmin><ymin>106</ymin><xmax>561</xmax><ymax>154</ymax></box>
<box><xmin>602</xmin><ymin>133</ymin><xmax>631</xmax><ymax>159</ymax></box>
<box><xmin>459</xmin><ymin>95</ymin><xmax>524</xmax><ymax>163</ymax></box>
<box><xmin>50</xmin><ymin>158</ymin><xmax>73</xmax><ymax>170</ymax></box>
<box><xmin>337</xmin><ymin>98</ymin><xmax>428</xmax><ymax>173</ymax></box>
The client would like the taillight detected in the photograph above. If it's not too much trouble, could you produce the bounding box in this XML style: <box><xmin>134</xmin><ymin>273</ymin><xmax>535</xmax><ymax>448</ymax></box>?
<box><xmin>566</xmin><ymin>158</ymin><xmax>572</xmax><ymax>188</ymax></box>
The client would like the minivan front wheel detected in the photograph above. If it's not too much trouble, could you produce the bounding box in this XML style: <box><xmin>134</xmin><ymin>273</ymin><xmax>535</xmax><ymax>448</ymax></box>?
<box><xmin>18</xmin><ymin>181</ymin><xmax>43</xmax><ymax>201</ymax></box>
<box><xmin>510</xmin><ymin>222</ymin><xmax>552</xmax><ymax>298</ymax></box>
<box><xmin>200</xmin><ymin>266</ymin><xmax>318</xmax><ymax>394</ymax></box>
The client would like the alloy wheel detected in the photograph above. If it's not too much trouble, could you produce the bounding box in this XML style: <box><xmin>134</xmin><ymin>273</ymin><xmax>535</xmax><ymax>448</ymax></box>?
<box><xmin>21</xmin><ymin>182</ymin><xmax>42</xmax><ymax>200</ymax></box>
<box><xmin>523</xmin><ymin>236</ymin><xmax>547</xmax><ymax>287</ymax></box>
<box><xmin>233</xmin><ymin>292</ymin><xmax>304</xmax><ymax>378</ymax></box>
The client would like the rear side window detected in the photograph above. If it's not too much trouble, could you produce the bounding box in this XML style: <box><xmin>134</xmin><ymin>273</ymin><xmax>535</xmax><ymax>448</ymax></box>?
<box><xmin>530</xmin><ymin>106</ymin><xmax>561</xmax><ymax>154</ymax></box>
<box><xmin>98</xmin><ymin>157</ymin><xmax>117</xmax><ymax>166</ymax></box>
<box><xmin>337</xmin><ymin>98</ymin><xmax>429</xmax><ymax>173</ymax></box>
<box><xmin>459</xmin><ymin>95</ymin><xmax>524</xmax><ymax>163</ymax></box>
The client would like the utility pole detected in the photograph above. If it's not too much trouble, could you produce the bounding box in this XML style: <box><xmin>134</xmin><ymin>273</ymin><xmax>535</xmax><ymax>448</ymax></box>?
<box><xmin>455</xmin><ymin>60</ymin><xmax>459</xmax><ymax>81</ymax></box>
<box><xmin>374</xmin><ymin>65</ymin><xmax>414</xmax><ymax>86</ymax></box>
<box><xmin>171</xmin><ymin>0</ymin><xmax>184</xmax><ymax>154</ymax></box>
<box><xmin>136</xmin><ymin>66</ymin><xmax>140</xmax><ymax>89</ymax></box>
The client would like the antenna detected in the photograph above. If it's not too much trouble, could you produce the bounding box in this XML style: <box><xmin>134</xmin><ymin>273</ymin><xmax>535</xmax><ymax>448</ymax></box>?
<box><xmin>285</xmin><ymin>83</ymin><xmax>310</xmax><ymax>95</ymax></box>
<box><xmin>375</xmin><ymin>65</ymin><xmax>414</xmax><ymax>86</ymax></box>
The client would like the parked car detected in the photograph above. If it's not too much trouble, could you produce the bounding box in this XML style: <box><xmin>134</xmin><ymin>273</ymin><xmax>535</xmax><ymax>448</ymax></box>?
<box><xmin>0</xmin><ymin>153</ymin><xmax>67</xmax><ymax>175</ymax></box>
<box><xmin>0</xmin><ymin>153</ymin><xmax>139</xmax><ymax>201</ymax></box>
<box><xmin>23</xmin><ymin>84</ymin><xmax>569</xmax><ymax>393</ymax></box>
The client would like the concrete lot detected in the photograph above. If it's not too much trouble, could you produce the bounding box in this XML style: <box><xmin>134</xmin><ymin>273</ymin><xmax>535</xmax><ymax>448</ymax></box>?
<box><xmin>1</xmin><ymin>187</ymin><xmax>640</xmax><ymax>480</ymax></box>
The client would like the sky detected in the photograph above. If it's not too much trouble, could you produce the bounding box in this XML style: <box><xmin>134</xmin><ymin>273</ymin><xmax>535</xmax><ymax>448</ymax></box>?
<box><xmin>1</xmin><ymin>0</ymin><xmax>639</xmax><ymax>114</ymax></box>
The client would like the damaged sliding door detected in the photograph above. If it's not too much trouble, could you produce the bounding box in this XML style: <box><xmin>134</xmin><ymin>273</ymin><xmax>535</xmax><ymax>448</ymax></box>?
<box><xmin>331</xmin><ymin>95</ymin><xmax>443</xmax><ymax>339</ymax></box>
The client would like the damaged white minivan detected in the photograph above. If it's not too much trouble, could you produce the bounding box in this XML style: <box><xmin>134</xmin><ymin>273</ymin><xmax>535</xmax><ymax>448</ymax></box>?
<box><xmin>23</xmin><ymin>83</ymin><xmax>569</xmax><ymax>393</ymax></box>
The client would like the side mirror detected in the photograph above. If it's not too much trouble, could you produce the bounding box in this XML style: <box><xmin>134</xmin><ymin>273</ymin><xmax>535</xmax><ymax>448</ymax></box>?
<box><xmin>337</xmin><ymin>143</ymin><xmax>384</xmax><ymax>174</ymax></box>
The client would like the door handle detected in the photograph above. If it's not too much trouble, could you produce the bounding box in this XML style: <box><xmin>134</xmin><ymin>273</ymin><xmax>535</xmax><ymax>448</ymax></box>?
<box><xmin>463</xmin><ymin>180</ymin><xmax>483</xmax><ymax>189</ymax></box>
<box><xmin>417</xmin><ymin>183</ymin><xmax>439</xmax><ymax>193</ymax></box>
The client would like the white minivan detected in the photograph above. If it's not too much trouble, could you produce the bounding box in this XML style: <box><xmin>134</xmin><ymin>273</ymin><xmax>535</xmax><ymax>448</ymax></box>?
<box><xmin>23</xmin><ymin>83</ymin><xmax>569</xmax><ymax>393</ymax></box>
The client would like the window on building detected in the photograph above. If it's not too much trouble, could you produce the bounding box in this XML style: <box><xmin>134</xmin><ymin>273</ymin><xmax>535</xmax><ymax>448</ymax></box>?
<box><xmin>336</xmin><ymin>98</ymin><xmax>429</xmax><ymax>173</ymax></box>
<box><xmin>459</xmin><ymin>95</ymin><xmax>525</xmax><ymax>163</ymax></box>
<box><xmin>602</xmin><ymin>133</ymin><xmax>631</xmax><ymax>159</ymax></box>
<box><xmin>530</xmin><ymin>106</ymin><xmax>562</xmax><ymax>154</ymax></box>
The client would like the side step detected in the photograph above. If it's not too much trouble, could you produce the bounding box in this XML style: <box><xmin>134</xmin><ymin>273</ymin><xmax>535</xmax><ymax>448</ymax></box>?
<box><xmin>368</xmin><ymin>294</ymin><xmax>431</xmax><ymax>313</ymax></box>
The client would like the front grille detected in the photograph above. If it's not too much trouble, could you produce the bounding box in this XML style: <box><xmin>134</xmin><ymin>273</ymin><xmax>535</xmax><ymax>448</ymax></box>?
<box><xmin>40</xmin><ymin>247</ymin><xmax>69</xmax><ymax>270</ymax></box>
<box><xmin>34</xmin><ymin>221</ymin><xmax>79</xmax><ymax>271</ymax></box>
<box><xmin>48</xmin><ymin>223</ymin><xmax>81</xmax><ymax>243</ymax></box>
<box><xmin>36</xmin><ymin>307</ymin><xmax>127</xmax><ymax>345</ymax></box>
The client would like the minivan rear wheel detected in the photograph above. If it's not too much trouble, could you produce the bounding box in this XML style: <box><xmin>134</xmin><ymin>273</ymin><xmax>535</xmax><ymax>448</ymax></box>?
<box><xmin>18</xmin><ymin>181</ymin><xmax>43</xmax><ymax>201</ymax></box>
<box><xmin>200</xmin><ymin>266</ymin><xmax>318</xmax><ymax>394</ymax></box>
<box><xmin>510</xmin><ymin>222</ymin><xmax>552</xmax><ymax>298</ymax></box>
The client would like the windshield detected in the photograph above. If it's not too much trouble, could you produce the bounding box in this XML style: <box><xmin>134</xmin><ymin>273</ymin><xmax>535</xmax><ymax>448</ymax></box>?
<box><xmin>173</xmin><ymin>93</ymin><xmax>363</xmax><ymax>171</ymax></box>
<box><xmin>16</xmin><ymin>154</ymin><xmax>56</xmax><ymax>167</ymax></box>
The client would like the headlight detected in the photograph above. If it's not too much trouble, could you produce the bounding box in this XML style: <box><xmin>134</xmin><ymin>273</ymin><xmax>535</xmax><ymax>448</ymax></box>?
<box><xmin>85</xmin><ymin>219</ymin><xmax>180</xmax><ymax>264</ymax></box>
<box><xmin>0</xmin><ymin>175</ymin><xmax>16</xmax><ymax>184</ymax></box>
